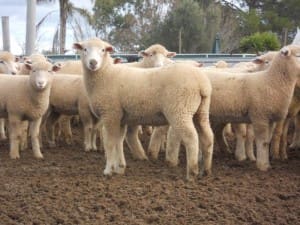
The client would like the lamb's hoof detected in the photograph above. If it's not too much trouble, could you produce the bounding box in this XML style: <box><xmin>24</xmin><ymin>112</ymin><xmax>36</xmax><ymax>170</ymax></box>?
<box><xmin>203</xmin><ymin>169</ymin><xmax>212</xmax><ymax>177</ymax></box>
<box><xmin>92</xmin><ymin>146</ymin><xmax>98</xmax><ymax>151</ymax></box>
<box><xmin>289</xmin><ymin>143</ymin><xmax>300</xmax><ymax>150</ymax></box>
<box><xmin>271</xmin><ymin>153</ymin><xmax>280</xmax><ymax>160</ymax></box>
<box><xmin>257</xmin><ymin>162</ymin><xmax>271</xmax><ymax>171</ymax></box>
<box><xmin>166</xmin><ymin>160</ymin><xmax>178</xmax><ymax>167</ymax></box>
<box><xmin>10</xmin><ymin>153</ymin><xmax>20</xmax><ymax>159</ymax></box>
<box><xmin>103</xmin><ymin>168</ymin><xmax>113</xmax><ymax>176</ymax></box>
<box><xmin>235</xmin><ymin>155</ymin><xmax>247</xmax><ymax>162</ymax></box>
<box><xmin>114</xmin><ymin>165</ymin><xmax>126</xmax><ymax>175</ymax></box>
<box><xmin>0</xmin><ymin>135</ymin><xmax>7</xmax><ymax>140</ymax></box>
<box><xmin>84</xmin><ymin>148</ymin><xmax>91</xmax><ymax>152</ymax></box>
<box><xmin>280</xmin><ymin>154</ymin><xmax>288</xmax><ymax>161</ymax></box>
<box><xmin>187</xmin><ymin>170</ymin><xmax>199</xmax><ymax>182</ymax></box>
<box><xmin>132</xmin><ymin>154</ymin><xmax>148</xmax><ymax>161</ymax></box>
<box><xmin>148</xmin><ymin>151</ymin><xmax>159</xmax><ymax>160</ymax></box>
<box><xmin>34</xmin><ymin>153</ymin><xmax>44</xmax><ymax>159</ymax></box>
<box><xmin>48</xmin><ymin>142</ymin><xmax>56</xmax><ymax>148</ymax></box>
<box><xmin>248</xmin><ymin>156</ymin><xmax>256</xmax><ymax>162</ymax></box>
<box><xmin>65</xmin><ymin>138</ymin><xmax>72</xmax><ymax>145</ymax></box>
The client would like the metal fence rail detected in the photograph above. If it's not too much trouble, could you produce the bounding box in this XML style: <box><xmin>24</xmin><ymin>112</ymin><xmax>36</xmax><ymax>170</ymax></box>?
<box><xmin>47</xmin><ymin>53</ymin><xmax>257</xmax><ymax>65</ymax></box>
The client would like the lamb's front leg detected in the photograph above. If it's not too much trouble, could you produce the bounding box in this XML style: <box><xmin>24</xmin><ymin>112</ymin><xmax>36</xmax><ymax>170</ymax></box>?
<box><xmin>29</xmin><ymin>118</ymin><xmax>44</xmax><ymax>159</ymax></box>
<box><xmin>253</xmin><ymin>120</ymin><xmax>271</xmax><ymax>171</ymax></box>
<box><xmin>102</xmin><ymin>119</ymin><xmax>126</xmax><ymax>176</ymax></box>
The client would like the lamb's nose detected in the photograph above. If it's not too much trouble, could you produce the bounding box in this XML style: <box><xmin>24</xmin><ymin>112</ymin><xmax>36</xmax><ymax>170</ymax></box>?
<box><xmin>11</xmin><ymin>72</ymin><xmax>16</xmax><ymax>75</ymax></box>
<box><xmin>89</xmin><ymin>59</ymin><xmax>98</xmax><ymax>67</ymax></box>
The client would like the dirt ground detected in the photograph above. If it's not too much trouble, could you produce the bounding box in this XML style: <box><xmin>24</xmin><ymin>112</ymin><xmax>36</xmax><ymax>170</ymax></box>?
<box><xmin>0</xmin><ymin>124</ymin><xmax>299</xmax><ymax>225</ymax></box>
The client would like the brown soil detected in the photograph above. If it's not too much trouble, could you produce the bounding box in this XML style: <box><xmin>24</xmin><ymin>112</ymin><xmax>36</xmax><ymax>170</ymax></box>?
<box><xmin>0</xmin><ymin>125</ymin><xmax>299</xmax><ymax>225</ymax></box>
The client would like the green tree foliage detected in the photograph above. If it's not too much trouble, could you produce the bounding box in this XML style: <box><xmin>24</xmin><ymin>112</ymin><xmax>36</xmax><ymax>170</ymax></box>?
<box><xmin>240</xmin><ymin>32</ymin><xmax>280</xmax><ymax>54</ymax></box>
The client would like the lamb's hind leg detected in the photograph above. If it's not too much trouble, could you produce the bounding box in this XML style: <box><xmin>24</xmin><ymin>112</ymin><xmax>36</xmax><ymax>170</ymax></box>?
<box><xmin>0</xmin><ymin>118</ymin><xmax>6</xmax><ymax>140</ymax></box>
<box><xmin>148</xmin><ymin>126</ymin><xmax>169</xmax><ymax>160</ymax></box>
<box><xmin>245</xmin><ymin>124</ymin><xmax>256</xmax><ymax>161</ymax></box>
<box><xmin>232</xmin><ymin>123</ymin><xmax>247</xmax><ymax>161</ymax></box>
<box><xmin>214</xmin><ymin>123</ymin><xmax>232</xmax><ymax>154</ymax></box>
<box><xmin>195</xmin><ymin>95</ymin><xmax>214</xmax><ymax>176</ymax></box>
<box><xmin>290</xmin><ymin>113</ymin><xmax>300</xmax><ymax>149</ymax></box>
<box><xmin>173</xmin><ymin>119</ymin><xmax>199</xmax><ymax>181</ymax></box>
<box><xmin>253</xmin><ymin>120</ymin><xmax>271</xmax><ymax>171</ymax></box>
<box><xmin>270</xmin><ymin>120</ymin><xmax>284</xmax><ymax>159</ymax></box>
<box><xmin>8</xmin><ymin>116</ymin><xmax>22</xmax><ymax>159</ymax></box>
<box><xmin>115</xmin><ymin>125</ymin><xmax>127</xmax><ymax>174</ymax></box>
<box><xmin>29</xmin><ymin>118</ymin><xmax>43</xmax><ymax>159</ymax></box>
<box><xmin>125</xmin><ymin>125</ymin><xmax>148</xmax><ymax>160</ymax></box>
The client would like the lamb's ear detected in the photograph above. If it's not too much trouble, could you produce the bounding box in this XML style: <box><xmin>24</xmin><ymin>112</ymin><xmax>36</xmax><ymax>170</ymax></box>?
<box><xmin>167</xmin><ymin>51</ymin><xmax>176</xmax><ymax>58</ymax></box>
<box><xmin>113</xmin><ymin>58</ymin><xmax>122</xmax><ymax>64</ymax></box>
<box><xmin>252</xmin><ymin>57</ymin><xmax>264</xmax><ymax>64</ymax></box>
<box><xmin>73</xmin><ymin>42</ymin><xmax>83</xmax><ymax>51</ymax></box>
<box><xmin>197</xmin><ymin>62</ymin><xmax>203</xmax><ymax>67</ymax></box>
<box><xmin>105</xmin><ymin>46</ymin><xmax>114</xmax><ymax>53</ymax></box>
<box><xmin>281</xmin><ymin>47</ymin><xmax>291</xmax><ymax>57</ymax></box>
<box><xmin>25</xmin><ymin>62</ymin><xmax>32</xmax><ymax>71</ymax></box>
<box><xmin>138</xmin><ymin>51</ymin><xmax>149</xmax><ymax>57</ymax></box>
<box><xmin>52</xmin><ymin>63</ymin><xmax>61</xmax><ymax>72</ymax></box>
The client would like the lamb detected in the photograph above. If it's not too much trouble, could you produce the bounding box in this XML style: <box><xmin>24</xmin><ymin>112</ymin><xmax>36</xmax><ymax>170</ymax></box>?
<box><xmin>73</xmin><ymin>38</ymin><xmax>214</xmax><ymax>180</ymax></box>
<box><xmin>149</xmin><ymin>52</ymin><xmax>276</xmax><ymax>162</ymax></box>
<box><xmin>43</xmin><ymin>74</ymin><xmax>101</xmax><ymax>152</ymax></box>
<box><xmin>0</xmin><ymin>61</ymin><xmax>60</xmax><ymax>159</ymax></box>
<box><xmin>0</xmin><ymin>51</ymin><xmax>20</xmax><ymax>140</ymax></box>
<box><xmin>165</xmin><ymin>45</ymin><xmax>300</xmax><ymax>171</ymax></box>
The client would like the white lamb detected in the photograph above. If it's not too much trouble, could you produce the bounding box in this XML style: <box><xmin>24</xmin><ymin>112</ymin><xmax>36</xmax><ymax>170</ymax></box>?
<box><xmin>166</xmin><ymin>45</ymin><xmax>300</xmax><ymax>171</ymax></box>
<box><xmin>73</xmin><ymin>38</ymin><xmax>214</xmax><ymax>180</ymax></box>
<box><xmin>0</xmin><ymin>51</ymin><xmax>20</xmax><ymax>140</ymax></box>
<box><xmin>0</xmin><ymin>61</ymin><xmax>60</xmax><ymax>159</ymax></box>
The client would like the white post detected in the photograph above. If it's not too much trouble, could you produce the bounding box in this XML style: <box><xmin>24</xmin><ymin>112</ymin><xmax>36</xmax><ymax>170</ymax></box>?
<box><xmin>25</xmin><ymin>0</ymin><xmax>36</xmax><ymax>55</ymax></box>
<box><xmin>1</xmin><ymin>16</ymin><xmax>10</xmax><ymax>51</ymax></box>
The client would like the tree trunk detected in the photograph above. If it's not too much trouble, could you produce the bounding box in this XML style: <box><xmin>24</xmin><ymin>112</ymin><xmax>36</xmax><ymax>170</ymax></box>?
<box><xmin>59</xmin><ymin>0</ymin><xmax>67</xmax><ymax>54</ymax></box>
<box><xmin>25</xmin><ymin>0</ymin><xmax>36</xmax><ymax>55</ymax></box>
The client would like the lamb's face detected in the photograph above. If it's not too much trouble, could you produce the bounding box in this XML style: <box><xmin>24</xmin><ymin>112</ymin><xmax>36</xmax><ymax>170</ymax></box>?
<box><xmin>0</xmin><ymin>55</ymin><xmax>19</xmax><ymax>75</ymax></box>
<box><xmin>73</xmin><ymin>39</ymin><xmax>113</xmax><ymax>72</ymax></box>
<box><xmin>26</xmin><ymin>62</ymin><xmax>60</xmax><ymax>91</ymax></box>
<box><xmin>139</xmin><ymin>45</ymin><xmax>176</xmax><ymax>68</ymax></box>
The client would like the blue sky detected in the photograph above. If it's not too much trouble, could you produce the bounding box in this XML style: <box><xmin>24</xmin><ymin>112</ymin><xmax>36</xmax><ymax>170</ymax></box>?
<box><xmin>0</xmin><ymin>0</ymin><xmax>93</xmax><ymax>55</ymax></box>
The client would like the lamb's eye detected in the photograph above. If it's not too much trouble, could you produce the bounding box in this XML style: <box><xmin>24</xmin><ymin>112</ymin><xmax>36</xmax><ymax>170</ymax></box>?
<box><xmin>32</xmin><ymin>70</ymin><xmax>36</xmax><ymax>72</ymax></box>
<box><xmin>0</xmin><ymin>60</ymin><xmax>4</xmax><ymax>64</ymax></box>
<box><xmin>102</xmin><ymin>49</ymin><xmax>105</xmax><ymax>52</ymax></box>
<box><xmin>84</xmin><ymin>48</ymin><xmax>87</xmax><ymax>52</ymax></box>
<box><xmin>265</xmin><ymin>60</ymin><xmax>269</xmax><ymax>64</ymax></box>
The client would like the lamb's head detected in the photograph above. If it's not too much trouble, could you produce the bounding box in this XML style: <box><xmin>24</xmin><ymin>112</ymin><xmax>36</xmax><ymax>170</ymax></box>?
<box><xmin>139</xmin><ymin>44</ymin><xmax>176</xmax><ymax>68</ymax></box>
<box><xmin>73</xmin><ymin>38</ymin><xmax>113</xmax><ymax>72</ymax></box>
<box><xmin>214</xmin><ymin>60</ymin><xmax>228</xmax><ymax>68</ymax></box>
<box><xmin>252</xmin><ymin>51</ymin><xmax>277</xmax><ymax>71</ymax></box>
<box><xmin>26</xmin><ymin>61</ymin><xmax>60</xmax><ymax>91</ymax></box>
<box><xmin>0</xmin><ymin>51</ymin><xmax>19</xmax><ymax>75</ymax></box>
<box><xmin>268</xmin><ymin>45</ymin><xmax>300</xmax><ymax>77</ymax></box>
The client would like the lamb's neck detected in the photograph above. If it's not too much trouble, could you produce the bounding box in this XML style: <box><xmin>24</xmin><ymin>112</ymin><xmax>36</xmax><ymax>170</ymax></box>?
<box><xmin>267</xmin><ymin>65</ymin><xmax>298</xmax><ymax>98</ymax></box>
<box><xmin>28</xmin><ymin>82</ymin><xmax>51</xmax><ymax>107</ymax></box>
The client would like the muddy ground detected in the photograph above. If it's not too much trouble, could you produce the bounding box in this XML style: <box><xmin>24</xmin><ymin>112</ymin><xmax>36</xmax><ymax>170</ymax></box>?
<box><xmin>0</xmin><ymin>125</ymin><xmax>299</xmax><ymax>225</ymax></box>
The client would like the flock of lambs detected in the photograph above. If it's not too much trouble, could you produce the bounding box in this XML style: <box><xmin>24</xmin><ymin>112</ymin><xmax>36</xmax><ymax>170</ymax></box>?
<box><xmin>0</xmin><ymin>37</ymin><xmax>300</xmax><ymax>181</ymax></box>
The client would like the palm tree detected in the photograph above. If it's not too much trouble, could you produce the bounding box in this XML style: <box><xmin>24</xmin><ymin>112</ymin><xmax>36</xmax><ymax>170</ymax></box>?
<box><xmin>37</xmin><ymin>0</ymin><xmax>92</xmax><ymax>54</ymax></box>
